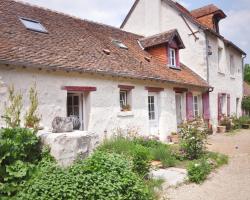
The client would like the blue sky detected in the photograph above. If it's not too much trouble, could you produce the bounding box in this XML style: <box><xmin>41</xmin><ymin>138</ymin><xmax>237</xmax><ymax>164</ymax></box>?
<box><xmin>21</xmin><ymin>0</ymin><xmax>250</xmax><ymax>62</ymax></box>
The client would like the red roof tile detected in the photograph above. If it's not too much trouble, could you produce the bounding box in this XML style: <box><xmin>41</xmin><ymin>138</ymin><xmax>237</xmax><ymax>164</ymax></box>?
<box><xmin>139</xmin><ymin>29</ymin><xmax>185</xmax><ymax>49</ymax></box>
<box><xmin>0</xmin><ymin>0</ymin><xmax>209</xmax><ymax>88</ymax></box>
<box><xmin>191</xmin><ymin>4</ymin><xmax>226</xmax><ymax>19</ymax></box>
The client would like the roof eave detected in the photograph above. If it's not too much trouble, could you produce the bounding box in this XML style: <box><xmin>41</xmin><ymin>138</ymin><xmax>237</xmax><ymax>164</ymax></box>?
<box><xmin>0</xmin><ymin>59</ymin><xmax>210</xmax><ymax>89</ymax></box>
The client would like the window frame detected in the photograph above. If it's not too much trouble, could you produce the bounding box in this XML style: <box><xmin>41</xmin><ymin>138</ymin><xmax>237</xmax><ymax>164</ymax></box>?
<box><xmin>218</xmin><ymin>47</ymin><xmax>224</xmax><ymax>73</ymax></box>
<box><xmin>169</xmin><ymin>48</ymin><xmax>177</xmax><ymax>68</ymax></box>
<box><xmin>193</xmin><ymin>95</ymin><xmax>199</xmax><ymax>118</ymax></box>
<box><xmin>19</xmin><ymin>17</ymin><xmax>48</xmax><ymax>33</ymax></box>
<box><xmin>120</xmin><ymin>90</ymin><xmax>128</xmax><ymax>110</ymax></box>
<box><xmin>230</xmin><ymin>54</ymin><xmax>235</xmax><ymax>77</ymax></box>
<box><xmin>148</xmin><ymin>95</ymin><xmax>156</xmax><ymax>121</ymax></box>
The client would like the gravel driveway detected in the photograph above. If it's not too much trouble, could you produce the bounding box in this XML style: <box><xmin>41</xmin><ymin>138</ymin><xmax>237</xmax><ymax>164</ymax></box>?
<box><xmin>162</xmin><ymin>130</ymin><xmax>250</xmax><ymax>200</ymax></box>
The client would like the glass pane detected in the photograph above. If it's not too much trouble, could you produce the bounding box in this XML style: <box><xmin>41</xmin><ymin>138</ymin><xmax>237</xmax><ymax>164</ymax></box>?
<box><xmin>20</xmin><ymin>18</ymin><xmax>47</xmax><ymax>32</ymax></box>
<box><xmin>73</xmin><ymin>106</ymin><xmax>79</xmax><ymax>117</ymax></box>
<box><xmin>67</xmin><ymin>106</ymin><xmax>73</xmax><ymax>116</ymax></box>
<box><xmin>73</xmin><ymin>96</ymin><xmax>79</xmax><ymax>106</ymax></box>
<box><xmin>67</xmin><ymin>96</ymin><xmax>72</xmax><ymax>106</ymax></box>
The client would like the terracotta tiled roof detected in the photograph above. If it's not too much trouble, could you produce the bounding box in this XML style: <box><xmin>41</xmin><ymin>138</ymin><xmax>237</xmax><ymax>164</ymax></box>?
<box><xmin>244</xmin><ymin>82</ymin><xmax>250</xmax><ymax>97</ymax></box>
<box><xmin>121</xmin><ymin>0</ymin><xmax>246</xmax><ymax>56</ymax></box>
<box><xmin>139</xmin><ymin>29</ymin><xmax>185</xmax><ymax>49</ymax></box>
<box><xmin>191</xmin><ymin>4</ymin><xmax>226</xmax><ymax>19</ymax></box>
<box><xmin>0</xmin><ymin>0</ymin><xmax>209</xmax><ymax>88</ymax></box>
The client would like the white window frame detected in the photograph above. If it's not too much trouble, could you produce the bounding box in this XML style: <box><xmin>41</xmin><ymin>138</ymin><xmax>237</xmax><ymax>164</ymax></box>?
<box><xmin>230</xmin><ymin>55</ymin><xmax>235</xmax><ymax>77</ymax></box>
<box><xmin>193</xmin><ymin>95</ymin><xmax>199</xmax><ymax>118</ymax></box>
<box><xmin>120</xmin><ymin>90</ymin><xmax>128</xmax><ymax>110</ymax></box>
<box><xmin>67</xmin><ymin>93</ymin><xmax>84</xmax><ymax>130</ymax></box>
<box><xmin>169</xmin><ymin>48</ymin><xmax>176</xmax><ymax>67</ymax></box>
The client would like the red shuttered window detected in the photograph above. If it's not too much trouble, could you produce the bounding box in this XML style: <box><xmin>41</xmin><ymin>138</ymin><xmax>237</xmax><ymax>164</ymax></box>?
<box><xmin>186</xmin><ymin>92</ymin><xmax>194</xmax><ymax>121</ymax></box>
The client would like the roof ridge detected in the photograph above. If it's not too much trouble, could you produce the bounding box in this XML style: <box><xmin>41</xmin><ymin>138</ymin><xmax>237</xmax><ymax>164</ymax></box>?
<box><xmin>190</xmin><ymin>4</ymin><xmax>216</xmax><ymax>12</ymax></box>
<box><xmin>139</xmin><ymin>29</ymin><xmax>177</xmax><ymax>41</ymax></box>
<box><xmin>9</xmin><ymin>0</ymin><xmax>143</xmax><ymax>38</ymax></box>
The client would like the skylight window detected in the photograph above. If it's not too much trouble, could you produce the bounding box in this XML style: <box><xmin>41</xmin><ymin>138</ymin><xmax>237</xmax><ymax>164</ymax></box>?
<box><xmin>112</xmin><ymin>40</ymin><xmax>128</xmax><ymax>50</ymax></box>
<box><xmin>20</xmin><ymin>18</ymin><xmax>48</xmax><ymax>33</ymax></box>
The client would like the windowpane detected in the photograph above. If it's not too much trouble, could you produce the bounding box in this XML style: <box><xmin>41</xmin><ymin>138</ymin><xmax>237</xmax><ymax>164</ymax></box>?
<box><xmin>20</xmin><ymin>18</ymin><xmax>47</xmax><ymax>33</ymax></box>
<box><xmin>148</xmin><ymin>96</ymin><xmax>155</xmax><ymax>120</ymax></box>
<box><xmin>73</xmin><ymin>96</ymin><xmax>79</xmax><ymax>105</ymax></box>
<box><xmin>230</xmin><ymin>55</ymin><xmax>235</xmax><ymax>76</ymax></box>
<box><xmin>120</xmin><ymin>90</ymin><xmax>127</xmax><ymax>110</ymax></box>
<box><xmin>169</xmin><ymin>48</ymin><xmax>176</xmax><ymax>67</ymax></box>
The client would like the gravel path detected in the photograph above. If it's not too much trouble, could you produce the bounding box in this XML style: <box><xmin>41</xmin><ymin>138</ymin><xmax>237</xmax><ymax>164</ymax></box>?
<box><xmin>162</xmin><ymin>130</ymin><xmax>250</xmax><ymax>200</ymax></box>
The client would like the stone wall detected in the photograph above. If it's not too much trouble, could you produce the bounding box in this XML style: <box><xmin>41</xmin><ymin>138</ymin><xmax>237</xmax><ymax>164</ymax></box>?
<box><xmin>37</xmin><ymin>130</ymin><xmax>99</xmax><ymax>167</ymax></box>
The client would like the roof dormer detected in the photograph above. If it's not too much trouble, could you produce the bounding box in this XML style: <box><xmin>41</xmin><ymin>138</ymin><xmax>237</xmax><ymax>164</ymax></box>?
<box><xmin>139</xmin><ymin>29</ymin><xmax>185</xmax><ymax>69</ymax></box>
<box><xmin>191</xmin><ymin>4</ymin><xmax>226</xmax><ymax>34</ymax></box>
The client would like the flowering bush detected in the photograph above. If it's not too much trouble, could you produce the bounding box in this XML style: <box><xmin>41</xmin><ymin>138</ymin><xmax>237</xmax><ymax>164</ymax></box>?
<box><xmin>179</xmin><ymin>121</ymin><xmax>207</xmax><ymax>160</ymax></box>
<box><xmin>187</xmin><ymin>159</ymin><xmax>212</xmax><ymax>183</ymax></box>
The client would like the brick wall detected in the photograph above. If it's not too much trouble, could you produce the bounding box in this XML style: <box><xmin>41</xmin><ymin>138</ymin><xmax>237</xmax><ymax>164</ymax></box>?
<box><xmin>147</xmin><ymin>44</ymin><xmax>168</xmax><ymax>64</ymax></box>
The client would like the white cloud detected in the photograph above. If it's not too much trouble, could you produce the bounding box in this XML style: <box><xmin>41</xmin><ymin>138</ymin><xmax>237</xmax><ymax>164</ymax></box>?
<box><xmin>220</xmin><ymin>9</ymin><xmax>250</xmax><ymax>61</ymax></box>
<box><xmin>20</xmin><ymin>0</ymin><xmax>134</xmax><ymax>26</ymax></box>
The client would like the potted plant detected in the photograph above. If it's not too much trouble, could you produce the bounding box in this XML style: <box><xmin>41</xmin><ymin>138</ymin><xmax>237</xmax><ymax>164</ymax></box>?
<box><xmin>170</xmin><ymin>132</ymin><xmax>179</xmax><ymax>144</ymax></box>
<box><xmin>121</xmin><ymin>104</ymin><xmax>131</xmax><ymax>112</ymax></box>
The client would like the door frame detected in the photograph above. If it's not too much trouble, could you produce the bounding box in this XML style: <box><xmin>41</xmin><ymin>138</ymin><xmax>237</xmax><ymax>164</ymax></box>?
<box><xmin>175</xmin><ymin>93</ymin><xmax>183</xmax><ymax>125</ymax></box>
<box><xmin>148</xmin><ymin>92</ymin><xmax>159</xmax><ymax>135</ymax></box>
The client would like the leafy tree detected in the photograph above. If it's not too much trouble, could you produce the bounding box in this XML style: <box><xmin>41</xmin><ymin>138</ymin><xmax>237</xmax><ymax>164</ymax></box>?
<box><xmin>244</xmin><ymin>64</ymin><xmax>250</xmax><ymax>84</ymax></box>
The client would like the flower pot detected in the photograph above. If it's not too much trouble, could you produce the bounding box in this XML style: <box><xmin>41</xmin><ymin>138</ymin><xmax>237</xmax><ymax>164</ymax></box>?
<box><xmin>170</xmin><ymin>135</ymin><xmax>179</xmax><ymax>144</ymax></box>
<box><xmin>217</xmin><ymin>126</ymin><xmax>226</xmax><ymax>133</ymax></box>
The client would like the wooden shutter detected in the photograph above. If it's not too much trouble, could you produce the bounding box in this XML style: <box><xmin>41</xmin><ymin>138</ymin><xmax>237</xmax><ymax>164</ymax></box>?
<box><xmin>186</xmin><ymin>92</ymin><xmax>194</xmax><ymax>121</ymax></box>
<box><xmin>227</xmin><ymin>94</ymin><xmax>230</xmax><ymax>117</ymax></box>
<box><xmin>218</xmin><ymin>93</ymin><xmax>223</xmax><ymax>121</ymax></box>
<box><xmin>202</xmin><ymin>92</ymin><xmax>210</xmax><ymax>120</ymax></box>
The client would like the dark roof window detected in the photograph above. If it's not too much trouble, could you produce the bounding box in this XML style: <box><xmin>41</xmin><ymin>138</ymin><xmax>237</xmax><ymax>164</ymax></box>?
<box><xmin>112</xmin><ymin>39</ymin><xmax>128</xmax><ymax>50</ymax></box>
<box><xmin>20</xmin><ymin>17</ymin><xmax>48</xmax><ymax>33</ymax></box>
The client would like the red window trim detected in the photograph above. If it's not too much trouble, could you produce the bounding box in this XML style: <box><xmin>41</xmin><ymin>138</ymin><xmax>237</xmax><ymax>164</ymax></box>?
<box><xmin>62</xmin><ymin>86</ymin><xmax>97</xmax><ymax>92</ymax></box>
<box><xmin>145</xmin><ymin>86</ymin><xmax>164</xmax><ymax>92</ymax></box>
<box><xmin>118</xmin><ymin>85</ymin><xmax>135</xmax><ymax>91</ymax></box>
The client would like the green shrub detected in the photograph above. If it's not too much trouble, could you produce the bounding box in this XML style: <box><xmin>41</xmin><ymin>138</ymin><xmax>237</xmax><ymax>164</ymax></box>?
<box><xmin>0</xmin><ymin>128</ymin><xmax>41</xmax><ymax>197</ymax></box>
<box><xmin>132</xmin><ymin>145</ymin><xmax>150</xmax><ymax>177</ymax></box>
<box><xmin>24</xmin><ymin>85</ymin><xmax>41</xmax><ymax>131</ymax></box>
<box><xmin>242</xmin><ymin>96</ymin><xmax>250</xmax><ymax>112</ymax></box>
<box><xmin>133</xmin><ymin>137</ymin><xmax>163</xmax><ymax>148</ymax></box>
<box><xmin>179</xmin><ymin>123</ymin><xmax>207</xmax><ymax>160</ymax></box>
<box><xmin>204</xmin><ymin>152</ymin><xmax>229</xmax><ymax>168</ymax></box>
<box><xmin>187</xmin><ymin>159</ymin><xmax>212</xmax><ymax>184</ymax></box>
<box><xmin>232</xmin><ymin>116</ymin><xmax>250</xmax><ymax>129</ymax></box>
<box><xmin>17</xmin><ymin>151</ymin><xmax>151</xmax><ymax>200</ymax></box>
<box><xmin>151</xmin><ymin>145</ymin><xmax>176</xmax><ymax>168</ymax></box>
<box><xmin>2</xmin><ymin>86</ymin><xmax>23</xmax><ymax>128</ymax></box>
<box><xmin>98</xmin><ymin>137</ymin><xmax>151</xmax><ymax>176</ymax></box>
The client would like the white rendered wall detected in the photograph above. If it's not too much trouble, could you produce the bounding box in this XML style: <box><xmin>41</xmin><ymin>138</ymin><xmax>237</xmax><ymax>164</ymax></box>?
<box><xmin>122</xmin><ymin>0</ymin><xmax>208</xmax><ymax>81</ymax></box>
<box><xmin>207</xmin><ymin>35</ymin><xmax>243</xmax><ymax>127</ymax></box>
<box><xmin>0</xmin><ymin>65</ymin><xmax>184</xmax><ymax>141</ymax></box>
<box><xmin>122</xmin><ymin>0</ymin><xmax>244</xmax><ymax>126</ymax></box>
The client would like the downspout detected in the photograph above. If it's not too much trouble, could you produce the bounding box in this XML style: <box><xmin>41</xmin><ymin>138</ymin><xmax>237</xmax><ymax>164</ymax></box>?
<box><xmin>242</xmin><ymin>54</ymin><xmax>246</xmax><ymax>115</ymax></box>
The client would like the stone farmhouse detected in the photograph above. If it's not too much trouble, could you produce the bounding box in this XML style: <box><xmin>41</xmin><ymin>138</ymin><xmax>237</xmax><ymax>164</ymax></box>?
<box><xmin>121</xmin><ymin>0</ymin><xmax>246</xmax><ymax>129</ymax></box>
<box><xmin>0</xmin><ymin>0</ymin><xmax>245</xmax><ymax>141</ymax></box>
